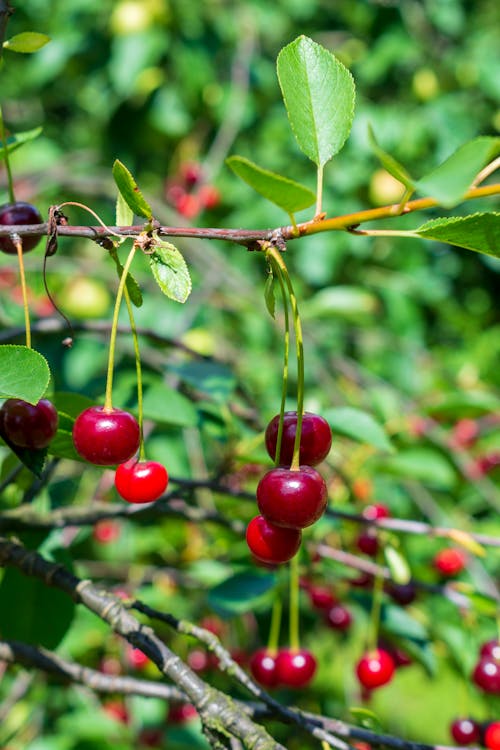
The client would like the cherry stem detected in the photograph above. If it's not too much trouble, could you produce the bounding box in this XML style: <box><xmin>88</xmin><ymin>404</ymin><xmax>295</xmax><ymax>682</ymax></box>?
<box><xmin>104</xmin><ymin>243</ymin><xmax>137</xmax><ymax>413</ymax></box>
<box><xmin>0</xmin><ymin>104</ymin><xmax>15</xmax><ymax>204</ymax></box>
<box><xmin>267</xmin><ymin>254</ymin><xmax>290</xmax><ymax>467</ymax></box>
<box><xmin>367</xmin><ymin>549</ymin><xmax>385</xmax><ymax>653</ymax></box>
<box><xmin>315</xmin><ymin>164</ymin><xmax>324</xmax><ymax>217</ymax></box>
<box><xmin>289</xmin><ymin>553</ymin><xmax>300</xmax><ymax>651</ymax></box>
<box><xmin>14</xmin><ymin>237</ymin><xmax>31</xmax><ymax>348</ymax></box>
<box><xmin>266</xmin><ymin>598</ymin><xmax>282</xmax><ymax>656</ymax></box>
<box><xmin>123</xmin><ymin>284</ymin><xmax>144</xmax><ymax>460</ymax></box>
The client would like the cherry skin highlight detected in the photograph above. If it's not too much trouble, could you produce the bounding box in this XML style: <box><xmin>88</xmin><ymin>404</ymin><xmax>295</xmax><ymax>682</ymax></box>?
<box><xmin>246</xmin><ymin>515</ymin><xmax>301</xmax><ymax>564</ymax></box>
<box><xmin>249</xmin><ymin>649</ymin><xmax>278</xmax><ymax>688</ymax></box>
<box><xmin>72</xmin><ymin>406</ymin><xmax>140</xmax><ymax>466</ymax></box>
<box><xmin>256</xmin><ymin>466</ymin><xmax>327</xmax><ymax>529</ymax></box>
<box><xmin>0</xmin><ymin>201</ymin><xmax>43</xmax><ymax>254</ymax></box>
<box><xmin>115</xmin><ymin>459</ymin><xmax>168</xmax><ymax>503</ymax></box>
<box><xmin>355</xmin><ymin>649</ymin><xmax>395</xmax><ymax>689</ymax></box>
<box><xmin>265</xmin><ymin>411</ymin><xmax>332</xmax><ymax>466</ymax></box>
<box><xmin>0</xmin><ymin>398</ymin><xmax>58</xmax><ymax>449</ymax></box>
<box><xmin>274</xmin><ymin>648</ymin><xmax>317</xmax><ymax>688</ymax></box>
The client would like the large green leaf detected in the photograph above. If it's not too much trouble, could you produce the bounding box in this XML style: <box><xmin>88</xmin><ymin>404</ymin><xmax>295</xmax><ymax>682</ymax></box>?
<box><xmin>277</xmin><ymin>35</ymin><xmax>355</xmax><ymax>166</ymax></box>
<box><xmin>207</xmin><ymin>570</ymin><xmax>276</xmax><ymax>616</ymax></box>
<box><xmin>226</xmin><ymin>155</ymin><xmax>315</xmax><ymax>214</ymax></box>
<box><xmin>415</xmin><ymin>212</ymin><xmax>500</xmax><ymax>257</ymax></box>
<box><xmin>415</xmin><ymin>137</ymin><xmax>500</xmax><ymax>207</ymax></box>
<box><xmin>169</xmin><ymin>361</ymin><xmax>236</xmax><ymax>404</ymax></box>
<box><xmin>375</xmin><ymin>448</ymin><xmax>457</xmax><ymax>489</ymax></box>
<box><xmin>112</xmin><ymin>159</ymin><xmax>153</xmax><ymax>220</ymax></box>
<box><xmin>149</xmin><ymin>238</ymin><xmax>192</xmax><ymax>303</ymax></box>
<box><xmin>0</xmin><ymin>345</ymin><xmax>50</xmax><ymax>404</ymax></box>
<box><xmin>323</xmin><ymin>406</ymin><xmax>394</xmax><ymax>453</ymax></box>
<box><xmin>142</xmin><ymin>381</ymin><xmax>198</xmax><ymax>427</ymax></box>
<box><xmin>3</xmin><ymin>32</ymin><xmax>50</xmax><ymax>53</ymax></box>
<box><xmin>0</xmin><ymin>126</ymin><xmax>42</xmax><ymax>160</ymax></box>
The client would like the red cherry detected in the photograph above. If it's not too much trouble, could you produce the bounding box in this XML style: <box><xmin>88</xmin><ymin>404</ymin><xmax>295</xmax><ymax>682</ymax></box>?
<box><xmin>256</xmin><ymin>466</ymin><xmax>327</xmax><ymax>529</ymax></box>
<box><xmin>450</xmin><ymin>419</ymin><xmax>479</xmax><ymax>448</ymax></box>
<box><xmin>167</xmin><ymin>703</ymin><xmax>197</xmax><ymax>724</ymax></box>
<box><xmin>103</xmin><ymin>699</ymin><xmax>129</xmax><ymax>724</ymax></box>
<box><xmin>275</xmin><ymin>648</ymin><xmax>317</xmax><ymax>688</ymax></box>
<box><xmin>355</xmin><ymin>529</ymin><xmax>380</xmax><ymax>557</ymax></box>
<box><xmin>362</xmin><ymin>503</ymin><xmax>390</xmax><ymax>520</ymax></box>
<box><xmin>138</xmin><ymin>728</ymin><xmax>164</xmax><ymax>748</ymax></box>
<box><xmin>355</xmin><ymin>649</ymin><xmax>395</xmax><ymax>689</ymax></box>
<box><xmin>187</xmin><ymin>649</ymin><xmax>211</xmax><ymax>673</ymax></box>
<box><xmin>181</xmin><ymin>162</ymin><xmax>202</xmax><ymax>187</ymax></box>
<box><xmin>198</xmin><ymin>184</ymin><xmax>220</xmax><ymax>210</ymax></box>
<box><xmin>175</xmin><ymin>192</ymin><xmax>201</xmax><ymax>219</ymax></box>
<box><xmin>72</xmin><ymin>406</ymin><xmax>140</xmax><ymax>466</ymax></box>
<box><xmin>485</xmin><ymin>722</ymin><xmax>500</xmax><ymax>750</ymax></box>
<box><xmin>246</xmin><ymin>515</ymin><xmax>301</xmax><ymax>565</ymax></box>
<box><xmin>0</xmin><ymin>201</ymin><xmax>43</xmax><ymax>254</ymax></box>
<box><xmin>126</xmin><ymin>645</ymin><xmax>149</xmax><ymax>670</ymax></box>
<box><xmin>265</xmin><ymin>411</ymin><xmax>332</xmax><ymax>466</ymax></box>
<box><xmin>93</xmin><ymin>520</ymin><xmax>121</xmax><ymax>544</ymax></box>
<box><xmin>433</xmin><ymin>548</ymin><xmax>467</xmax><ymax>577</ymax></box>
<box><xmin>0</xmin><ymin>398</ymin><xmax>58</xmax><ymax>449</ymax></box>
<box><xmin>249</xmin><ymin>648</ymin><xmax>278</xmax><ymax>687</ymax></box>
<box><xmin>308</xmin><ymin>585</ymin><xmax>337</xmax><ymax>610</ymax></box>
<box><xmin>480</xmin><ymin>640</ymin><xmax>500</xmax><ymax>661</ymax></box>
<box><xmin>450</xmin><ymin>718</ymin><xmax>482</xmax><ymax>745</ymax></box>
<box><xmin>114</xmin><ymin>459</ymin><xmax>168</xmax><ymax>504</ymax></box>
<box><xmin>472</xmin><ymin>658</ymin><xmax>500</xmax><ymax>694</ymax></box>
<box><xmin>325</xmin><ymin>604</ymin><xmax>352</xmax><ymax>631</ymax></box>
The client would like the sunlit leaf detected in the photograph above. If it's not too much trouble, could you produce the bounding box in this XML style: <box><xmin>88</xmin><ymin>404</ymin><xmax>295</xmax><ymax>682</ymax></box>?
<box><xmin>112</xmin><ymin>159</ymin><xmax>153</xmax><ymax>220</ymax></box>
<box><xmin>149</xmin><ymin>237</ymin><xmax>192</xmax><ymax>303</ymax></box>
<box><xmin>415</xmin><ymin>213</ymin><xmax>500</xmax><ymax>257</ymax></box>
<box><xmin>226</xmin><ymin>155</ymin><xmax>315</xmax><ymax>213</ymax></box>
<box><xmin>3</xmin><ymin>32</ymin><xmax>50</xmax><ymax>53</ymax></box>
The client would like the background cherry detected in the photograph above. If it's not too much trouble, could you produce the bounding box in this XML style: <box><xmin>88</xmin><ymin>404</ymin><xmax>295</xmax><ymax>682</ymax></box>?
<box><xmin>0</xmin><ymin>201</ymin><xmax>43</xmax><ymax>254</ymax></box>
<box><xmin>265</xmin><ymin>411</ymin><xmax>332</xmax><ymax>466</ymax></box>
<box><xmin>275</xmin><ymin>648</ymin><xmax>317</xmax><ymax>688</ymax></box>
<box><xmin>0</xmin><ymin>398</ymin><xmax>58</xmax><ymax>449</ymax></box>
<box><xmin>472</xmin><ymin>657</ymin><xmax>500</xmax><ymax>693</ymax></box>
<box><xmin>115</xmin><ymin>459</ymin><xmax>168</xmax><ymax>503</ymax></box>
<box><xmin>484</xmin><ymin>722</ymin><xmax>500</xmax><ymax>750</ymax></box>
<box><xmin>72</xmin><ymin>406</ymin><xmax>140</xmax><ymax>465</ymax></box>
<box><xmin>480</xmin><ymin>640</ymin><xmax>500</xmax><ymax>661</ymax></box>
<box><xmin>307</xmin><ymin>584</ymin><xmax>337</xmax><ymax>610</ymax></box>
<box><xmin>246</xmin><ymin>515</ymin><xmax>301</xmax><ymax>564</ymax></box>
<box><xmin>325</xmin><ymin>604</ymin><xmax>352</xmax><ymax>631</ymax></box>
<box><xmin>450</xmin><ymin>718</ymin><xmax>482</xmax><ymax>745</ymax></box>
<box><xmin>256</xmin><ymin>466</ymin><xmax>327</xmax><ymax>529</ymax></box>
<box><xmin>356</xmin><ymin>649</ymin><xmax>395</xmax><ymax>689</ymax></box>
<box><xmin>433</xmin><ymin>548</ymin><xmax>467</xmax><ymax>577</ymax></box>
<box><xmin>249</xmin><ymin>648</ymin><xmax>278</xmax><ymax>687</ymax></box>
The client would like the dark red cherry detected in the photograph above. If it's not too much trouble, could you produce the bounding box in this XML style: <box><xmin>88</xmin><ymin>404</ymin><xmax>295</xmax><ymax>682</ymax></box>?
<box><xmin>480</xmin><ymin>640</ymin><xmax>500</xmax><ymax>662</ymax></box>
<box><xmin>308</xmin><ymin>585</ymin><xmax>337</xmax><ymax>610</ymax></box>
<box><xmin>275</xmin><ymin>648</ymin><xmax>317</xmax><ymax>688</ymax></box>
<box><xmin>256</xmin><ymin>466</ymin><xmax>327</xmax><ymax>529</ymax></box>
<box><xmin>249</xmin><ymin>648</ymin><xmax>278</xmax><ymax>687</ymax></box>
<box><xmin>166</xmin><ymin>703</ymin><xmax>197</xmax><ymax>724</ymax></box>
<box><xmin>0</xmin><ymin>398</ymin><xmax>58</xmax><ymax>449</ymax></box>
<box><xmin>72</xmin><ymin>406</ymin><xmax>140</xmax><ymax>466</ymax></box>
<box><xmin>115</xmin><ymin>459</ymin><xmax>168</xmax><ymax>503</ymax></box>
<box><xmin>0</xmin><ymin>201</ymin><xmax>43</xmax><ymax>254</ymax></box>
<box><xmin>265</xmin><ymin>411</ymin><xmax>332</xmax><ymax>466</ymax></box>
<box><xmin>472</xmin><ymin>657</ymin><xmax>500</xmax><ymax>694</ymax></box>
<box><xmin>450</xmin><ymin>718</ymin><xmax>482</xmax><ymax>745</ymax></box>
<box><xmin>246</xmin><ymin>515</ymin><xmax>301</xmax><ymax>564</ymax></box>
<box><xmin>484</xmin><ymin>722</ymin><xmax>500</xmax><ymax>750</ymax></box>
<box><xmin>355</xmin><ymin>649</ymin><xmax>395</xmax><ymax>689</ymax></box>
<box><xmin>325</xmin><ymin>604</ymin><xmax>352</xmax><ymax>631</ymax></box>
<box><xmin>384</xmin><ymin>581</ymin><xmax>417</xmax><ymax>606</ymax></box>
<box><xmin>356</xmin><ymin>529</ymin><xmax>380</xmax><ymax>557</ymax></box>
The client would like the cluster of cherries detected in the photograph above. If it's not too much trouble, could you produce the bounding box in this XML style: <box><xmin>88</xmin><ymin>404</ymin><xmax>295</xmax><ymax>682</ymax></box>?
<box><xmin>451</xmin><ymin>718</ymin><xmax>500</xmax><ymax>750</ymax></box>
<box><xmin>246</xmin><ymin>410</ymin><xmax>332</xmax><ymax>565</ymax></box>
<box><xmin>165</xmin><ymin>161</ymin><xmax>220</xmax><ymax>219</ymax></box>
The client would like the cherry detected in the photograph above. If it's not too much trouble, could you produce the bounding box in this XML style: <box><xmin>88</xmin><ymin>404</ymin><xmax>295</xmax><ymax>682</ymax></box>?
<box><xmin>385</xmin><ymin>581</ymin><xmax>417</xmax><ymax>606</ymax></box>
<box><xmin>265</xmin><ymin>411</ymin><xmax>332</xmax><ymax>467</ymax></box>
<box><xmin>198</xmin><ymin>184</ymin><xmax>220</xmax><ymax>210</ymax></box>
<box><xmin>450</xmin><ymin>718</ymin><xmax>482</xmax><ymax>745</ymax></box>
<box><xmin>256</xmin><ymin>466</ymin><xmax>327</xmax><ymax>529</ymax></box>
<box><xmin>126</xmin><ymin>645</ymin><xmax>149</xmax><ymax>670</ymax></box>
<box><xmin>356</xmin><ymin>529</ymin><xmax>380</xmax><ymax>557</ymax></box>
<box><xmin>249</xmin><ymin>648</ymin><xmax>278</xmax><ymax>687</ymax></box>
<box><xmin>93</xmin><ymin>519</ymin><xmax>121</xmax><ymax>544</ymax></box>
<box><xmin>485</xmin><ymin>722</ymin><xmax>500</xmax><ymax>750</ymax></box>
<box><xmin>0</xmin><ymin>201</ymin><xmax>43</xmax><ymax>254</ymax></box>
<box><xmin>450</xmin><ymin>419</ymin><xmax>479</xmax><ymax>448</ymax></box>
<box><xmin>433</xmin><ymin>548</ymin><xmax>467</xmax><ymax>577</ymax></box>
<box><xmin>166</xmin><ymin>703</ymin><xmax>197</xmax><ymax>724</ymax></box>
<box><xmin>138</xmin><ymin>728</ymin><xmax>164</xmax><ymax>748</ymax></box>
<box><xmin>480</xmin><ymin>640</ymin><xmax>500</xmax><ymax>661</ymax></box>
<box><xmin>472</xmin><ymin>657</ymin><xmax>500</xmax><ymax>694</ymax></box>
<box><xmin>175</xmin><ymin>192</ymin><xmax>201</xmax><ymax>219</ymax></box>
<box><xmin>0</xmin><ymin>398</ymin><xmax>58</xmax><ymax>449</ymax></box>
<box><xmin>325</xmin><ymin>604</ymin><xmax>352</xmax><ymax>631</ymax></box>
<box><xmin>181</xmin><ymin>162</ymin><xmax>202</xmax><ymax>187</ymax></box>
<box><xmin>275</xmin><ymin>648</ymin><xmax>317</xmax><ymax>688</ymax></box>
<box><xmin>246</xmin><ymin>515</ymin><xmax>301</xmax><ymax>564</ymax></box>
<box><xmin>362</xmin><ymin>503</ymin><xmax>390</xmax><ymax>521</ymax></box>
<box><xmin>72</xmin><ymin>406</ymin><xmax>140</xmax><ymax>466</ymax></box>
<box><xmin>355</xmin><ymin>649</ymin><xmax>395</xmax><ymax>689</ymax></box>
<box><xmin>307</xmin><ymin>584</ymin><xmax>337</xmax><ymax>610</ymax></box>
<box><xmin>115</xmin><ymin>459</ymin><xmax>168</xmax><ymax>504</ymax></box>
<box><xmin>103</xmin><ymin>699</ymin><xmax>129</xmax><ymax>724</ymax></box>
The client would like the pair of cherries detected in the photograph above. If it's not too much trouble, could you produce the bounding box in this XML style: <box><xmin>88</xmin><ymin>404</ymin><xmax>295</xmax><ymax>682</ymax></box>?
<box><xmin>250</xmin><ymin>646</ymin><xmax>317</xmax><ymax>689</ymax></box>
<box><xmin>246</xmin><ymin>411</ymin><xmax>332</xmax><ymax>565</ymax></box>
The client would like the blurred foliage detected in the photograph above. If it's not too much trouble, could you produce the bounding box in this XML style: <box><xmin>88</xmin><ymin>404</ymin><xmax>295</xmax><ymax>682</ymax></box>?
<box><xmin>0</xmin><ymin>1</ymin><xmax>499</xmax><ymax>749</ymax></box>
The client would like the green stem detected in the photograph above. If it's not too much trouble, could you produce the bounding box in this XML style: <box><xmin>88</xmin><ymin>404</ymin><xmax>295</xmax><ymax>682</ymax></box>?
<box><xmin>267</xmin><ymin>598</ymin><xmax>282</xmax><ymax>655</ymax></box>
<box><xmin>0</xmin><ymin>104</ymin><xmax>15</xmax><ymax>204</ymax></box>
<box><xmin>367</xmin><ymin>551</ymin><xmax>385</xmax><ymax>653</ymax></box>
<box><xmin>289</xmin><ymin>553</ymin><xmax>300</xmax><ymax>651</ymax></box>
<box><xmin>315</xmin><ymin>164</ymin><xmax>324</xmax><ymax>217</ymax></box>
<box><xmin>267</xmin><ymin>255</ymin><xmax>290</xmax><ymax>467</ymax></box>
<box><xmin>123</xmin><ymin>285</ymin><xmax>144</xmax><ymax>459</ymax></box>
<box><xmin>104</xmin><ymin>244</ymin><xmax>137</xmax><ymax>412</ymax></box>
<box><xmin>15</xmin><ymin>238</ymin><xmax>30</xmax><ymax>348</ymax></box>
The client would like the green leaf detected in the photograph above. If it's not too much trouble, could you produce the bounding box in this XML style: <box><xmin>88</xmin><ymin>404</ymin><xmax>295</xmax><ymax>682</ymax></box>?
<box><xmin>112</xmin><ymin>159</ymin><xmax>153</xmax><ymax>220</ymax></box>
<box><xmin>424</xmin><ymin>390</ymin><xmax>500</xmax><ymax>418</ymax></box>
<box><xmin>149</xmin><ymin>238</ymin><xmax>192</xmax><ymax>303</ymax></box>
<box><xmin>109</xmin><ymin>247</ymin><xmax>143</xmax><ymax>307</ymax></box>
<box><xmin>349</xmin><ymin>708</ymin><xmax>383</xmax><ymax>732</ymax></box>
<box><xmin>380</xmin><ymin>603</ymin><xmax>428</xmax><ymax>641</ymax></box>
<box><xmin>303</xmin><ymin>285</ymin><xmax>379</xmax><ymax>321</ymax></box>
<box><xmin>0</xmin><ymin>126</ymin><xmax>42</xmax><ymax>160</ymax></box>
<box><xmin>415</xmin><ymin>212</ymin><xmax>500</xmax><ymax>257</ymax></box>
<box><xmin>368</xmin><ymin>125</ymin><xmax>414</xmax><ymax>190</ymax></box>
<box><xmin>264</xmin><ymin>267</ymin><xmax>276</xmax><ymax>319</ymax></box>
<box><xmin>0</xmin><ymin>345</ymin><xmax>51</xmax><ymax>404</ymax></box>
<box><xmin>277</xmin><ymin>35</ymin><xmax>356</xmax><ymax>167</ymax></box>
<box><xmin>169</xmin><ymin>361</ymin><xmax>236</xmax><ymax>404</ymax></box>
<box><xmin>48</xmin><ymin>429</ymin><xmax>82</xmax><ymax>462</ymax></box>
<box><xmin>384</xmin><ymin>545</ymin><xmax>411</xmax><ymax>585</ymax></box>
<box><xmin>116</xmin><ymin>189</ymin><xmax>134</xmax><ymax>227</ymax></box>
<box><xmin>226</xmin><ymin>155</ymin><xmax>315</xmax><ymax>214</ymax></box>
<box><xmin>0</xmin><ymin>435</ymin><xmax>47</xmax><ymax>477</ymax></box>
<box><xmin>415</xmin><ymin>137</ymin><xmax>500</xmax><ymax>208</ymax></box>
<box><xmin>433</xmin><ymin>623</ymin><xmax>476</xmax><ymax>677</ymax></box>
<box><xmin>323</xmin><ymin>406</ymin><xmax>394</xmax><ymax>453</ymax></box>
<box><xmin>207</xmin><ymin>570</ymin><xmax>276</xmax><ymax>616</ymax></box>
<box><xmin>3</xmin><ymin>32</ymin><xmax>50</xmax><ymax>53</ymax></box>
<box><xmin>375</xmin><ymin>448</ymin><xmax>457</xmax><ymax>489</ymax></box>
<box><xmin>142</xmin><ymin>381</ymin><xmax>198</xmax><ymax>427</ymax></box>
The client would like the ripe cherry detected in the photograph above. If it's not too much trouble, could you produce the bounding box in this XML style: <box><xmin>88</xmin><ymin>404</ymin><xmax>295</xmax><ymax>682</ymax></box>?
<box><xmin>246</xmin><ymin>515</ymin><xmax>301</xmax><ymax>565</ymax></box>
<box><xmin>385</xmin><ymin>581</ymin><xmax>417</xmax><ymax>606</ymax></box>
<box><xmin>103</xmin><ymin>699</ymin><xmax>129</xmax><ymax>724</ymax></box>
<box><xmin>72</xmin><ymin>406</ymin><xmax>140</xmax><ymax>466</ymax></box>
<box><xmin>0</xmin><ymin>201</ymin><xmax>43</xmax><ymax>254</ymax></box>
<box><xmin>355</xmin><ymin>649</ymin><xmax>395</xmax><ymax>689</ymax></box>
<box><xmin>450</xmin><ymin>718</ymin><xmax>482</xmax><ymax>745</ymax></box>
<box><xmin>256</xmin><ymin>466</ymin><xmax>327</xmax><ymax>529</ymax></box>
<box><xmin>325</xmin><ymin>604</ymin><xmax>352</xmax><ymax>631</ymax></box>
<box><xmin>265</xmin><ymin>411</ymin><xmax>332</xmax><ymax>466</ymax></box>
<box><xmin>115</xmin><ymin>459</ymin><xmax>168</xmax><ymax>503</ymax></box>
<box><xmin>484</xmin><ymin>722</ymin><xmax>500</xmax><ymax>750</ymax></box>
<box><xmin>480</xmin><ymin>640</ymin><xmax>500</xmax><ymax>661</ymax></box>
<box><xmin>275</xmin><ymin>648</ymin><xmax>317</xmax><ymax>688</ymax></box>
<box><xmin>167</xmin><ymin>703</ymin><xmax>197</xmax><ymax>724</ymax></box>
<box><xmin>356</xmin><ymin>529</ymin><xmax>380</xmax><ymax>557</ymax></box>
<box><xmin>249</xmin><ymin>648</ymin><xmax>278</xmax><ymax>687</ymax></box>
<box><xmin>198</xmin><ymin>184</ymin><xmax>220</xmax><ymax>210</ymax></box>
<box><xmin>362</xmin><ymin>503</ymin><xmax>390</xmax><ymax>521</ymax></box>
<box><xmin>0</xmin><ymin>398</ymin><xmax>58</xmax><ymax>449</ymax></box>
<box><xmin>472</xmin><ymin>657</ymin><xmax>500</xmax><ymax>694</ymax></box>
<box><xmin>93</xmin><ymin>519</ymin><xmax>121</xmax><ymax>544</ymax></box>
<box><xmin>433</xmin><ymin>548</ymin><xmax>467</xmax><ymax>577</ymax></box>
<box><xmin>307</xmin><ymin>584</ymin><xmax>337</xmax><ymax>610</ymax></box>
<box><xmin>126</xmin><ymin>645</ymin><xmax>149</xmax><ymax>670</ymax></box>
